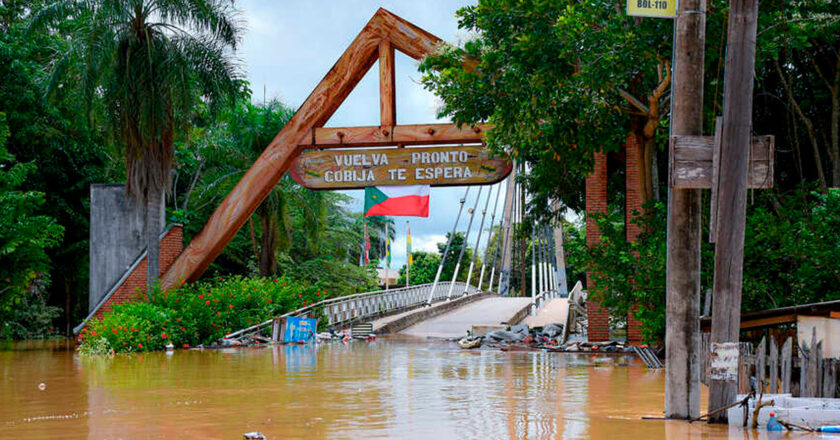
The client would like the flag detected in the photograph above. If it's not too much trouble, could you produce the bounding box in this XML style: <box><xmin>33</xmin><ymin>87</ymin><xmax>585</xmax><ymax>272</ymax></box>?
<box><xmin>406</xmin><ymin>221</ymin><xmax>413</xmax><ymax>266</ymax></box>
<box><xmin>364</xmin><ymin>185</ymin><xmax>430</xmax><ymax>217</ymax></box>
<box><xmin>386</xmin><ymin>233</ymin><xmax>391</xmax><ymax>267</ymax></box>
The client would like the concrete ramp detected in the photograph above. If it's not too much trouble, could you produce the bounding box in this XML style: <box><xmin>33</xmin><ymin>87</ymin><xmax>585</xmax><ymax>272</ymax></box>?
<box><xmin>399</xmin><ymin>297</ymin><xmax>532</xmax><ymax>338</ymax></box>
<box><xmin>522</xmin><ymin>298</ymin><xmax>569</xmax><ymax>328</ymax></box>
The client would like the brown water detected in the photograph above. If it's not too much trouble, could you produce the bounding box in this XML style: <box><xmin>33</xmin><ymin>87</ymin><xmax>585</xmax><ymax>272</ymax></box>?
<box><xmin>0</xmin><ymin>338</ymin><xmax>815</xmax><ymax>439</ymax></box>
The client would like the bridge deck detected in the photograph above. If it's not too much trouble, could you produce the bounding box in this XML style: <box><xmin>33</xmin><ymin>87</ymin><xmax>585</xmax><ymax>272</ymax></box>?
<box><xmin>398</xmin><ymin>297</ymin><xmax>531</xmax><ymax>338</ymax></box>
<box><xmin>522</xmin><ymin>298</ymin><xmax>569</xmax><ymax>328</ymax></box>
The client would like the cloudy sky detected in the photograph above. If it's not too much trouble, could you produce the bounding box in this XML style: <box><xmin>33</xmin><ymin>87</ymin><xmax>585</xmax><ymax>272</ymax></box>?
<box><xmin>236</xmin><ymin>0</ymin><xmax>508</xmax><ymax>270</ymax></box>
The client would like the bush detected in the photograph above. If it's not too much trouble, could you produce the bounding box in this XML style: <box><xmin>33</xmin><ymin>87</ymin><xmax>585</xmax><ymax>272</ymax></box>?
<box><xmin>77</xmin><ymin>276</ymin><xmax>325</xmax><ymax>353</ymax></box>
<box><xmin>0</xmin><ymin>276</ymin><xmax>62</xmax><ymax>340</ymax></box>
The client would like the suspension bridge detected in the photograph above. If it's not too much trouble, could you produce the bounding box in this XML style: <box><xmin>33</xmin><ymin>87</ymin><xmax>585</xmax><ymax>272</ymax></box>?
<box><xmin>225</xmin><ymin>167</ymin><xmax>578</xmax><ymax>342</ymax></box>
<box><xmin>81</xmin><ymin>9</ymin><xmax>586</xmax><ymax>343</ymax></box>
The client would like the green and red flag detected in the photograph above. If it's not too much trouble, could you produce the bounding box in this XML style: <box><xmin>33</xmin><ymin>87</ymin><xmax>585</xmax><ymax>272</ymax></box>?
<box><xmin>364</xmin><ymin>185</ymin><xmax>430</xmax><ymax>217</ymax></box>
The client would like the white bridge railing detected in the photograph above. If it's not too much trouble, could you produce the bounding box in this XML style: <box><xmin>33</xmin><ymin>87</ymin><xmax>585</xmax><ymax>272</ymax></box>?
<box><xmin>225</xmin><ymin>281</ymin><xmax>479</xmax><ymax>340</ymax></box>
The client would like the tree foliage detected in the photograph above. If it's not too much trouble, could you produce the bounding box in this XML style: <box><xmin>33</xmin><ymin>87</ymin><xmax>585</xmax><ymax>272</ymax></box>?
<box><xmin>0</xmin><ymin>113</ymin><xmax>64</xmax><ymax>323</ymax></box>
<box><xmin>569</xmin><ymin>190</ymin><xmax>840</xmax><ymax>344</ymax></box>
<box><xmin>31</xmin><ymin>0</ymin><xmax>246</xmax><ymax>288</ymax></box>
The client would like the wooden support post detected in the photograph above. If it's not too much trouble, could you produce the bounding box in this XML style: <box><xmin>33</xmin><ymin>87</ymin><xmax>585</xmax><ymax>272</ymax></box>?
<box><xmin>756</xmin><ymin>337</ymin><xmax>766</xmax><ymax>393</ymax></box>
<box><xmin>379</xmin><ymin>39</ymin><xmax>396</xmax><ymax>127</ymax></box>
<box><xmin>272</xmin><ymin>317</ymin><xmax>284</xmax><ymax>342</ymax></box>
<box><xmin>708</xmin><ymin>0</ymin><xmax>760</xmax><ymax>422</ymax></box>
<box><xmin>738</xmin><ymin>343</ymin><xmax>752</xmax><ymax>394</ymax></box>
<box><xmin>665</xmin><ymin>0</ymin><xmax>706</xmax><ymax>420</ymax></box>
<box><xmin>781</xmin><ymin>337</ymin><xmax>792</xmax><ymax>394</ymax></box>
<box><xmin>770</xmin><ymin>336</ymin><xmax>779</xmax><ymax>393</ymax></box>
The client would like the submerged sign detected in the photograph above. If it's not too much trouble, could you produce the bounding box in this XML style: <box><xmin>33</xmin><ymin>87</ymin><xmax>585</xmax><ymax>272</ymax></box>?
<box><xmin>289</xmin><ymin>145</ymin><xmax>512</xmax><ymax>190</ymax></box>
<box><xmin>627</xmin><ymin>0</ymin><xmax>677</xmax><ymax>18</ymax></box>
<box><xmin>283</xmin><ymin>316</ymin><xmax>317</xmax><ymax>343</ymax></box>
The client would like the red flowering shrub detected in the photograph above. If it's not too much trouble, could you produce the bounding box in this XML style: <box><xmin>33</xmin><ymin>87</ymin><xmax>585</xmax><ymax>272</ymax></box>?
<box><xmin>78</xmin><ymin>276</ymin><xmax>323</xmax><ymax>353</ymax></box>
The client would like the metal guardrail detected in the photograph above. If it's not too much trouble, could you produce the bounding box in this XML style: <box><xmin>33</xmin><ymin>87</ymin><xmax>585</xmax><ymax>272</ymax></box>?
<box><xmin>225</xmin><ymin>281</ymin><xmax>479</xmax><ymax>340</ymax></box>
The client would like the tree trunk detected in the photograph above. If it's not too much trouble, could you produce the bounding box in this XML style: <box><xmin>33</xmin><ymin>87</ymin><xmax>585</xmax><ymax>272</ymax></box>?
<box><xmin>259</xmin><ymin>213</ymin><xmax>277</xmax><ymax>276</ymax></box>
<box><xmin>145</xmin><ymin>188</ymin><xmax>162</xmax><ymax>290</ymax></box>
<box><xmin>775</xmin><ymin>59</ymin><xmax>828</xmax><ymax>192</ymax></box>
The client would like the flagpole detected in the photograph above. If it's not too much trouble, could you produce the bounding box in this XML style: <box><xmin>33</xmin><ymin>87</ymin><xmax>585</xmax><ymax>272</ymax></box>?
<box><xmin>364</xmin><ymin>219</ymin><xmax>370</xmax><ymax>266</ymax></box>
<box><xmin>406</xmin><ymin>220</ymin><xmax>411</xmax><ymax>287</ymax></box>
<box><xmin>385</xmin><ymin>221</ymin><xmax>390</xmax><ymax>291</ymax></box>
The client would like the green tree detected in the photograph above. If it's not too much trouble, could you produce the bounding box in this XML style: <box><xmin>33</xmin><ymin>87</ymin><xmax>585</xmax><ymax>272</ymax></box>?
<box><xmin>438</xmin><ymin>232</ymin><xmax>473</xmax><ymax>282</ymax></box>
<box><xmin>398</xmin><ymin>251</ymin><xmax>442</xmax><ymax>285</ymax></box>
<box><xmin>420</xmin><ymin>0</ymin><xmax>675</xmax><ymax>212</ymax></box>
<box><xmin>0</xmin><ymin>113</ymin><xmax>64</xmax><ymax>324</ymax></box>
<box><xmin>1</xmin><ymin>2</ymin><xmax>113</xmax><ymax>332</ymax></box>
<box><xmin>221</xmin><ymin>100</ymin><xmax>295</xmax><ymax>275</ymax></box>
<box><xmin>32</xmin><ymin>0</ymin><xmax>245</xmax><ymax>289</ymax></box>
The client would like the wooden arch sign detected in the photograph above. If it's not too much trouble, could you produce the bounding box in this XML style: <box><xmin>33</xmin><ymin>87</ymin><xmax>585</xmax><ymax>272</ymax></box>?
<box><xmin>159</xmin><ymin>9</ymin><xmax>495</xmax><ymax>289</ymax></box>
<box><xmin>289</xmin><ymin>144</ymin><xmax>512</xmax><ymax>189</ymax></box>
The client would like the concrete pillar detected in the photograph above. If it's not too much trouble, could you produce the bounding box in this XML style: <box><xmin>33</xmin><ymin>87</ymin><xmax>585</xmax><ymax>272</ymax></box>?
<box><xmin>89</xmin><ymin>184</ymin><xmax>163</xmax><ymax>313</ymax></box>
<box><xmin>585</xmin><ymin>152</ymin><xmax>610</xmax><ymax>342</ymax></box>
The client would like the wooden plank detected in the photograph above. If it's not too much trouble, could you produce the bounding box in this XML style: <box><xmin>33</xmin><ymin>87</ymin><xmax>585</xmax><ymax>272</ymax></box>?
<box><xmin>159</xmin><ymin>9</ymin><xmax>449</xmax><ymax>288</ymax></box>
<box><xmin>804</xmin><ymin>329</ymin><xmax>817</xmax><ymax>397</ymax></box>
<box><xmin>822</xmin><ymin>359</ymin><xmax>834</xmax><ymax>398</ymax></box>
<box><xmin>738</xmin><ymin>313</ymin><xmax>797</xmax><ymax>329</ymax></box>
<box><xmin>781</xmin><ymin>337</ymin><xmax>792</xmax><ymax>394</ymax></box>
<box><xmin>304</xmin><ymin>123</ymin><xmax>489</xmax><ymax>148</ymax></box>
<box><xmin>738</xmin><ymin>343</ymin><xmax>752</xmax><ymax>394</ymax></box>
<box><xmin>379</xmin><ymin>39</ymin><xmax>396</xmax><ymax>127</ymax></box>
<box><xmin>288</xmin><ymin>145</ymin><xmax>512</xmax><ymax>189</ymax></box>
<box><xmin>669</xmin><ymin>134</ymin><xmax>774</xmax><ymax>189</ymax></box>
<box><xmin>756</xmin><ymin>337</ymin><xmax>766</xmax><ymax>393</ymax></box>
<box><xmin>769</xmin><ymin>335</ymin><xmax>779</xmax><ymax>393</ymax></box>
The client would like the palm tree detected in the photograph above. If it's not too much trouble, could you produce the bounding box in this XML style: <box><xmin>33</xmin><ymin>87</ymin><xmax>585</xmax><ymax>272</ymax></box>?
<box><xmin>32</xmin><ymin>0</ymin><xmax>244</xmax><ymax>288</ymax></box>
<box><xmin>225</xmin><ymin>100</ymin><xmax>295</xmax><ymax>276</ymax></box>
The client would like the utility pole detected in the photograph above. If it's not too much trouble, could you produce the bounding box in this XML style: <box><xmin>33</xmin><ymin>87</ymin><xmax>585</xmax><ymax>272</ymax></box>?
<box><xmin>708</xmin><ymin>0</ymin><xmax>760</xmax><ymax>422</ymax></box>
<box><xmin>665</xmin><ymin>0</ymin><xmax>706</xmax><ymax>419</ymax></box>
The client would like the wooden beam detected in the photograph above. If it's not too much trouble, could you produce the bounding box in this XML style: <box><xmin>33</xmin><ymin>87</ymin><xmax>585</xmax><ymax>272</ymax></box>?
<box><xmin>669</xmin><ymin>134</ymin><xmax>773</xmax><ymax>189</ymax></box>
<box><xmin>708</xmin><ymin>0</ymin><xmax>760</xmax><ymax>420</ymax></box>
<box><xmin>379</xmin><ymin>40</ymin><xmax>396</xmax><ymax>127</ymax></box>
<box><xmin>699</xmin><ymin>314</ymin><xmax>797</xmax><ymax>331</ymax></box>
<box><xmin>303</xmin><ymin>123</ymin><xmax>489</xmax><ymax>148</ymax></box>
<box><xmin>160</xmin><ymin>9</ymin><xmax>446</xmax><ymax>289</ymax></box>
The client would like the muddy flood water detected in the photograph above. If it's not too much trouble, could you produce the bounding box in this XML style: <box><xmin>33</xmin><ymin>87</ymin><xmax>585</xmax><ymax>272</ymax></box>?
<box><xmin>0</xmin><ymin>337</ymin><xmax>816</xmax><ymax>439</ymax></box>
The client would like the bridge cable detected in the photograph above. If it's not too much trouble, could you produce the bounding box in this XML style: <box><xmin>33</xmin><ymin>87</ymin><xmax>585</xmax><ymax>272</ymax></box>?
<box><xmin>477</xmin><ymin>180</ymin><xmax>504</xmax><ymax>291</ymax></box>
<box><xmin>498</xmin><ymin>175</ymin><xmax>516</xmax><ymax>295</ymax></box>
<box><xmin>485</xmin><ymin>177</ymin><xmax>510</xmax><ymax>291</ymax></box>
<box><xmin>425</xmin><ymin>186</ymin><xmax>471</xmax><ymax>306</ymax></box>
<box><xmin>547</xmin><ymin>223</ymin><xmax>557</xmax><ymax>295</ymax></box>
<box><xmin>446</xmin><ymin>186</ymin><xmax>483</xmax><ymax>299</ymax></box>
<box><xmin>503</xmin><ymin>172</ymin><xmax>522</xmax><ymax>295</ymax></box>
<box><xmin>497</xmin><ymin>172</ymin><xmax>516</xmax><ymax>295</ymax></box>
<box><xmin>544</xmin><ymin>224</ymin><xmax>554</xmax><ymax>298</ymax></box>
<box><xmin>544</xmin><ymin>224</ymin><xmax>552</xmax><ymax>296</ymax></box>
<box><xmin>538</xmin><ymin>223</ymin><xmax>546</xmax><ymax>297</ymax></box>
<box><xmin>550</xmin><ymin>202</ymin><xmax>569</xmax><ymax>297</ymax></box>
<box><xmin>530</xmin><ymin>216</ymin><xmax>538</xmax><ymax>313</ymax></box>
<box><xmin>462</xmin><ymin>183</ymin><xmax>496</xmax><ymax>294</ymax></box>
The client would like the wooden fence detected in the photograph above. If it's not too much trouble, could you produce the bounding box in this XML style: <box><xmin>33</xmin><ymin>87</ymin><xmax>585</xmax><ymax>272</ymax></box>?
<box><xmin>701</xmin><ymin>329</ymin><xmax>840</xmax><ymax>398</ymax></box>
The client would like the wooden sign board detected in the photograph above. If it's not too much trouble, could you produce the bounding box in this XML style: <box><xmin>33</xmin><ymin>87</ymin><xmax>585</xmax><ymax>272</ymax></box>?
<box><xmin>668</xmin><ymin>134</ymin><xmax>774</xmax><ymax>189</ymax></box>
<box><xmin>289</xmin><ymin>145</ymin><xmax>512</xmax><ymax>190</ymax></box>
<box><xmin>627</xmin><ymin>0</ymin><xmax>677</xmax><ymax>18</ymax></box>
